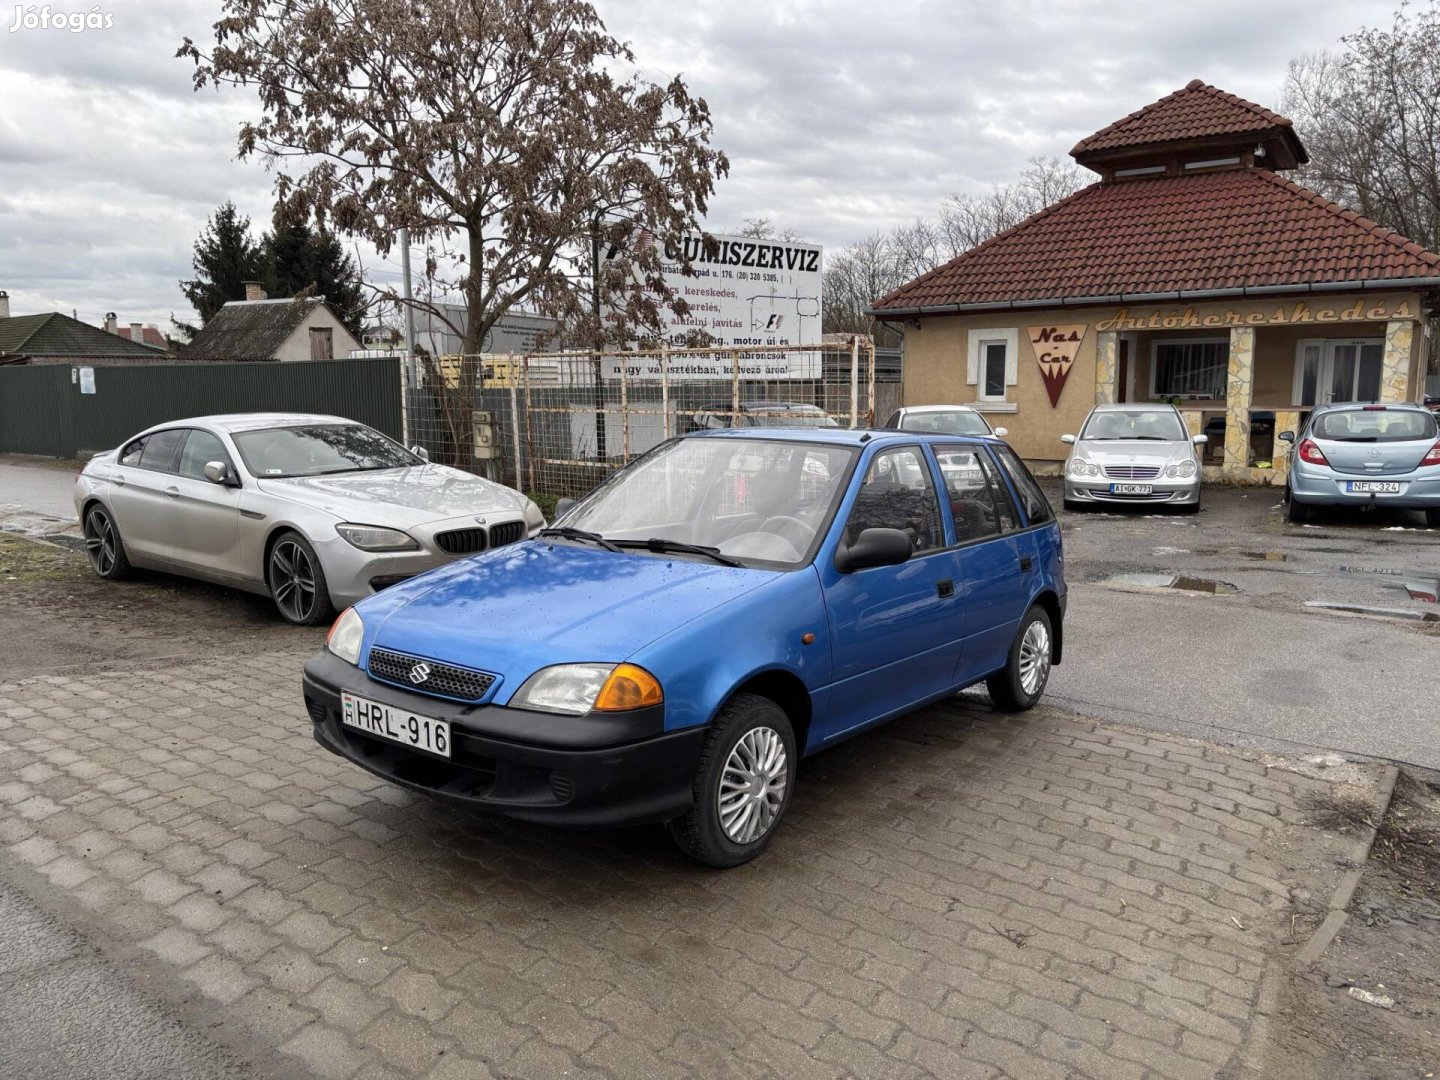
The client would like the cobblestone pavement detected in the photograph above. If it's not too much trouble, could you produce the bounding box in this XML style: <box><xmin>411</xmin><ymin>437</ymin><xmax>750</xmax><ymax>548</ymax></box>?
<box><xmin>0</xmin><ymin>645</ymin><xmax>1369</xmax><ymax>1079</ymax></box>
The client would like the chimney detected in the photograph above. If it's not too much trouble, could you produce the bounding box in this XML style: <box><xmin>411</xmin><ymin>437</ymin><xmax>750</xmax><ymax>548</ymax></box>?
<box><xmin>0</xmin><ymin>291</ymin><xmax>9</xmax><ymax>319</ymax></box>
<box><xmin>104</xmin><ymin>312</ymin><xmax>118</xmax><ymax>333</ymax></box>
<box><xmin>130</xmin><ymin>322</ymin><xmax>145</xmax><ymax>344</ymax></box>
<box><xmin>243</xmin><ymin>281</ymin><xmax>267</xmax><ymax>302</ymax></box>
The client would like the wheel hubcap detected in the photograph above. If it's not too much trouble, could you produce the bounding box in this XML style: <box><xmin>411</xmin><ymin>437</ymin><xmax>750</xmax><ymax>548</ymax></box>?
<box><xmin>717</xmin><ymin>726</ymin><xmax>788</xmax><ymax>845</ymax></box>
<box><xmin>84</xmin><ymin>509</ymin><xmax>116</xmax><ymax>575</ymax></box>
<box><xmin>271</xmin><ymin>541</ymin><xmax>317</xmax><ymax>622</ymax></box>
<box><xmin>1018</xmin><ymin>619</ymin><xmax>1051</xmax><ymax>696</ymax></box>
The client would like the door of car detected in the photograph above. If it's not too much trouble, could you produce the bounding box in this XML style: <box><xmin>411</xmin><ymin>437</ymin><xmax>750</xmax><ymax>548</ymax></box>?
<box><xmin>162</xmin><ymin>429</ymin><xmax>246</xmax><ymax>580</ymax></box>
<box><xmin>933</xmin><ymin>443</ymin><xmax>1035</xmax><ymax>684</ymax></box>
<box><xmin>820</xmin><ymin>444</ymin><xmax>959</xmax><ymax>740</ymax></box>
<box><xmin>108</xmin><ymin>428</ymin><xmax>187</xmax><ymax>563</ymax></box>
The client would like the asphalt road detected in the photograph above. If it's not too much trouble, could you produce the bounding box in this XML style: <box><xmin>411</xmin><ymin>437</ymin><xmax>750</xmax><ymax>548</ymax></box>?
<box><xmin>0</xmin><ymin>457</ymin><xmax>77</xmax><ymax>520</ymax></box>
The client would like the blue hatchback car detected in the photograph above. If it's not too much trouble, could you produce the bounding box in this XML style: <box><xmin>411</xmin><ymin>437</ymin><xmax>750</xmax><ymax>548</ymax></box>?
<box><xmin>302</xmin><ymin>429</ymin><xmax>1066</xmax><ymax>866</ymax></box>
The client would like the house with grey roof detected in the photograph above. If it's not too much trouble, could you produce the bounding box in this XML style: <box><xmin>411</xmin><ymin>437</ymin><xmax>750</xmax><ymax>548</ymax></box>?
<box><xmin>180</xmin><ymin>285</ymin><xmax>363</xmax><ymax>362</ymax></box>
<box><xmin>0</xmin><ymin>291</ymin><xmax>170</xmax><ymax>365</ymax></box>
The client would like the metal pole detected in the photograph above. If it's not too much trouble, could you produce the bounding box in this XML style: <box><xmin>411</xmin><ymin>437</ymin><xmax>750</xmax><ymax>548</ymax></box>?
<box><xmin>522</xmin><ymin>354</ymin><xmax>535</xmax><ymax>493</ymax></box>
<box><xmin>508</xmin><ymin>372</ymin><xmax>522</xmax><ymax>491</ymax></box>
<box><xmin>620</xmin><ymin>356</ymin><xmax>630</xmax><ymax>464</ymax></box>
<box><xmin>730</xmin><ymin>348</ymin><xmax>741</xmax><ymax>423</ymax></box>
<box><xmin>399</xmin><ymin>227</ymin><xmax>418</xmax><ymax>448</ymax></box>
<box><xmin>591</xmin><ymin>218</ymin><xmax>607</xmax><ymax>462</ymax></box>
<box><xmin>866</xmin><ymin>339</ymin><xmax>876</xmax><ymax>426</ymax></box>
<box><xmin>849</xmin><ymin>335</ymin><xmax>860</xmax><ymax>428</ymax></box>
<box><xmin>660</xmin><ymin>345</ymin><xmax>671</xmax><ymax>438</ymax></box>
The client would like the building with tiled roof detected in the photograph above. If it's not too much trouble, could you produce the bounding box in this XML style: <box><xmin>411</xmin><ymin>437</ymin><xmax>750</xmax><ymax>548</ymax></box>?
<box><xmin>0</xmin><ymin>297</ymin><xmax>170</xmax><ymax>366</ymax></box>
<box><xmin>872</xmin><ymin>80</ymin><xmax>1440</xmax><ymax>480</ymax></box>
<box><xmin>180</xmin><ymin>286</ymin><xmax>362</xmax><ymax>362</ymax></box>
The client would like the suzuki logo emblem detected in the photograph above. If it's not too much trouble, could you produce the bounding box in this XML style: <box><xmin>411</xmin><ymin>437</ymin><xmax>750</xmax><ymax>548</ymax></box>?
<box><xmin>409</xmin><ymin>662</ymin><xmax>432</xmax><ymax>685</ymax></box>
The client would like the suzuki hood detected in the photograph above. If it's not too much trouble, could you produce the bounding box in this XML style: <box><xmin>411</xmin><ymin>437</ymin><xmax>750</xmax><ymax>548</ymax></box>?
<box><xmin>257</xmin><ymin>464</ymin><xmax>531</xmax><ymax>527</ymax></box>
<box><xmin>362</xmin><ymin>541</ymin><xmax>777</xmax><ymax>699</ymax></box>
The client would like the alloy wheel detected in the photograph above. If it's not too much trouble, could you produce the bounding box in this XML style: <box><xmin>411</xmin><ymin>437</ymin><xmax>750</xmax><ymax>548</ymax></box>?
<box><xmin>1018</xmin><ymin>618</ymin><xmax>1051</xmax><ymax>696</ymax></box>
<box><xmin>84</xmin><ymin>508</ymin><xmax>117</xmax><ymax>576</ymax></box>
<box><xmin>270</xmin><ymin>539</ymin><xmax>319</xmax><ymax>623</ymax></box>
<box><xmin>717</xmin><ymin>726</ymin><xmax>789</xmax><ymax>845</ymax></box>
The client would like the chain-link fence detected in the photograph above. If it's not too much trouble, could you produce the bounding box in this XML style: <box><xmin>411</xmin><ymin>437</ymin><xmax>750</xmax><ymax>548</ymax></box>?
<box><xmin>404</xmin><ymin>338</ymin><xmax>899</xmax><ymax>508</ymax></box>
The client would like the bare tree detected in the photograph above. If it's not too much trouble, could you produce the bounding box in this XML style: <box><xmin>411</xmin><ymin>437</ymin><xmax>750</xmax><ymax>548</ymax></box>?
<box><xmin>180</xmin><ymin>0</ymin><xmax>727</xmax><ymax>463</ymax></box>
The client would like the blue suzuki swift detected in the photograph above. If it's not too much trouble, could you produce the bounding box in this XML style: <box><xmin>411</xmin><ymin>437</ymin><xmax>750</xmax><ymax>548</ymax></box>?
<box><xmin>302</xmin><ymin>429</ymin><xmax>1066</xmax><ymax>866</ymax></box>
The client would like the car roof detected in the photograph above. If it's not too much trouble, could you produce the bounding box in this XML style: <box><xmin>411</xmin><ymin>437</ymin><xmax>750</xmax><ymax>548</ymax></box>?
<box><xmin>139</xmin><ymin>413</ymin><xmax>356</xmax><ymax>435</ymax></box>
<box><xmin>899</xmin><ymin>404</ymin><xmax>979</xmax><ymax>414</ymax></box>
<box><xmin>687</xmin><ymin>428</ymin><xmax>994</xmax><ymax>447</ymax></box>
<box><xmin>1310</xmin><ymin>401</ymin><xmax>1429</xmax><ymax>413</ymax></box>
<box><xmin>1088</xmin><ymin>402</ymin><xmax>1179</xmax><ymax>413</ymax></box>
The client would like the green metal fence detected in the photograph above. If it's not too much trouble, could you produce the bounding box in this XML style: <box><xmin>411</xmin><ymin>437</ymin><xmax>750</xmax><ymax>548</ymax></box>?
<box><xmin>0</xmin><ymin>358</ymin><xmax>402</xmax><ymax>458</ymax></box>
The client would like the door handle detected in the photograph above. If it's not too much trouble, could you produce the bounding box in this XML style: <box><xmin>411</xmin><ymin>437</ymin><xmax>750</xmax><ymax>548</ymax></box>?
<box><xmin>164</xmin><ymin>487</ymin><xmax>180</xmax><ymax>499</ymax></box>
<box><xmin>1019</xmin><ymin>556</ymin><xmax>1033</xmax><ymax>572</ymax></box>
<box><xmin>112</xmin><ymin>475</ymin><xmax>125</xmax><ymax>486</ymax></box>
<box><xmin>936</xmin><ymin>579</ymin><xmax>954</xmax><ymax>598</ymax></box>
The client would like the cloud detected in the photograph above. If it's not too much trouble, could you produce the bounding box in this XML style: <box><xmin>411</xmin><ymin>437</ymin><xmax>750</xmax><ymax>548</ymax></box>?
<box><xmin>0</xmin><ymin>0</ymin><xmax>1401</xmax><ymax>328</ymax></box>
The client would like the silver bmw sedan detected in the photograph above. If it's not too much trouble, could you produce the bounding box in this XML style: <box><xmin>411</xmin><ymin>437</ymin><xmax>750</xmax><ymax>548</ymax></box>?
<box><xmin>73</xmin><ymin>413</ymin><xmax>546</xmax><ymax>624</ymax></box>
<box><xmin>1061</xmin><ymin>403</ymin><xmax>1207</xmax><ymax>512</ymax></box>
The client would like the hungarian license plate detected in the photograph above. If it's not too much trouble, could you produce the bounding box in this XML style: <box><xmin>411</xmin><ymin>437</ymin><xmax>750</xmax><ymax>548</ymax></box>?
<box><xmin>1346</xmin><ymin>481</ymin><xmax>1401</xmax><ymax>494</ymax></box>
<box><xmin>341</xmin><ymin>692</ymin><xmax>450</xmax><ymax>759</ymax></box>
<box><xmin>1110</xmin><ymin>483</ymin><xmax>1153</xmax><ymax>495</ymax></box>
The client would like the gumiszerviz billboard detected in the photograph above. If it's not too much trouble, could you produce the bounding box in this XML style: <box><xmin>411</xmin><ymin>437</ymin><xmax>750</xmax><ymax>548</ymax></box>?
<box><xmin>602</xmin><ymin>231</ymin><xmax>823</xmax><ymax>380</ymax></box>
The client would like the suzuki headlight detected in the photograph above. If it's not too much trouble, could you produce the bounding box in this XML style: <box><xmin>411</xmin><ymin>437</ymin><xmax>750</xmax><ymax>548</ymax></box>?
<box><xmin>1165</xmin><ymin>460</ymin><xmax>1198</xmax><ymax>479</ymax></box>
<box><xmin>523</xmin><ymin>498</ymin><xmax>546</xmax><ymax>537</ymax></box>
<box><xmin>336</xmin><ymin>524</ymin><xmax>420</xmax><ymax>551</ymax></box>
<box><xmin>512</xmin><ymin>663</ymin><xmax>663</xmax><ymax>715</ymax></box>
<box><xmin>326</xmin><ymin>608</ymin><xmax>364</xmax><ymax>666</ymax></box>
<box><xmin>1069</xmin><ymin>458</ymin><xmax>1100</xmax><ymax>478</ymax></box>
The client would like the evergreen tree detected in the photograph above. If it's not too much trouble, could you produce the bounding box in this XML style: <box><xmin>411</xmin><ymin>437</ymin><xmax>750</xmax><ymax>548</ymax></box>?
<box><xmin>179</xmin><ymin>202</ymin><xmax>267</xmax><ymax>327</ymax></box>
<box><xmin>263</xmin><ymin>212</ymin><xmax>367</xmax><ymax>336</ymax></box>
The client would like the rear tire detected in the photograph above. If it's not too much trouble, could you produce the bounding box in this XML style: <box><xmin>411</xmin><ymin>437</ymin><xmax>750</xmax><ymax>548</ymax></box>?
<box><xmin>1286</xmin><ymin>488</ymin><xmax>1310</xmax><ymax>524</ymax></box>
<box><xmin>669</xmin><ymin>694</ymin><xmax>796</xmax><ymax>868</ymax></box>
<box><xmin>267</xmin><ymin>531</ymin><xmax>334</xmax><ymax>626</ymax></box>
<box><xmin>1426</xmin><ymin>508</ymin><xmax>1440</xmax><ymax>528</ymax></box>
<box><xmin>82</xmin><ymin>503</ymin><xmax>133</xmax><ymax>580</ymax></box>
<box><xmin>986</xmin><ymin>605</ymin><xmax>1053</xmax><ymax>713</ymax></box>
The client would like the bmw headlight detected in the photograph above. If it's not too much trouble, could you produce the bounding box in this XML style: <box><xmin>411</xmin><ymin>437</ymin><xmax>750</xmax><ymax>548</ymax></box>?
<box><xmin>326</xmin><ymin>608</ymin><xmax>364</xmax><ymax>666</ymax></box>
<box><xmin>511</xmin><ymin>663</ymin><xmax>662</xmax><ymax>714</ymax></box>
<box><xmin>523</xmin><ymin>498</ymin><xmax>546</xmax><ymax>537</ymax></box>
<box><xmin>1165</xmin><ymin>460</ymin><xmax>1198</xmax><ymax>479</ymax></box>
<box><xmin>335</xmin><ymin>523</ymin><xmax>420</xmax><ymax>551</ymax></box>
<box><xmin>1069</xmin><ymin>458</ymin><xmax>1101</xmax><ymax>478</ymax></box>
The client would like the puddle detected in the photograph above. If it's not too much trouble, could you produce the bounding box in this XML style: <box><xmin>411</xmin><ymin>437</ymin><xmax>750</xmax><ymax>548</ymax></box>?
<box><xmin>1180</xmin><ymin>547</ymin><xmax>1288</xmax><ymax>562</ymax></box>
<box><xmin>1304</xmin><ymin>600</ymin><xmax>1440</xmax><ymax>623</ymax></box>
<box><xmin>1107</xmin><ymin>573</ymin><xmax>1240</xmax><ymax>594</ymax></box>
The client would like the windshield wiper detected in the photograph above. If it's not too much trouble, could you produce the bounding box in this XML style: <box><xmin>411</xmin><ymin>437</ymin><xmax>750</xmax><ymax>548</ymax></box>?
<box><xmin>613</xmin><ymin>537</ymin><xmax>743</xmax><ymax>567</ymax></box>
<box><xmin>1128</xmin><ymin>436</ymin><xmax>1170</xmax><ymax>441</ymax></box>
<box><xmin>538</xmin><ymin>526</ymin><xmax>620</xmax><ymax>552</ymax></box>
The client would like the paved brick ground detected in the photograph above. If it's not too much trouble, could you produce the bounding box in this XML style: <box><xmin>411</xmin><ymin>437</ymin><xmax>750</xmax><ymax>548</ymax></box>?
<box><xmin>0</xmin><ymin>648</ymin><xmax>1361</xmax><ymax>1079</ymax></box>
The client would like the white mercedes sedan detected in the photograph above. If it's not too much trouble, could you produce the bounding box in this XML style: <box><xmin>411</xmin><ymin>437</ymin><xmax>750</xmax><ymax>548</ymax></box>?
<box><xmin>73</xmin><ymin>413</ymin><xmax>546</xmax><ymax>624</ymax></box>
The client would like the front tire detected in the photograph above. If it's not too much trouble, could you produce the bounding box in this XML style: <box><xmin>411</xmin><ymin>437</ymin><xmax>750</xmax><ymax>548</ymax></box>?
<box><xmin>82</xmin><ymin>504</ymin><xmax>133</xmax><ymax>580</ymax></box>
<box><xmin>669</xmin><ymin>694</ymin><xmax>796</xmax><ymax>868</ymax></box>
<box><xmin>1063</xmin><ymin>498</ymin><xmax>1083</xmax><ymax>512</ymax></box>
<box><xmin>987</xmin><ymin>605</ymin><xmax>1053</xmax><ymax>713</ymax></box>
<box><xmin>267</xmin><ymin>531</ymin><xmax>334</xmax><ymax>626</ymax></box>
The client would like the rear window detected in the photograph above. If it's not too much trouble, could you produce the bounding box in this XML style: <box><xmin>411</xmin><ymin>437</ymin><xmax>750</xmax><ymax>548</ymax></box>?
<box><xmin>900</xmin><ymin>410</ymin><xmax>991</xmax><ymax>436</ymax></box>
<box><xmin>1312</xmin><ymin>408</ymin><xmax>1437</xmax><ymax>443</ymax></box>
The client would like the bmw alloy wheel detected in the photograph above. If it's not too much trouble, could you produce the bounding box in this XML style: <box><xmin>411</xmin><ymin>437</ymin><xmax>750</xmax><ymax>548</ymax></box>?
<box><xmin>717</xmin><ymin>725</ymin><xmax>788</xmax><ymax>844</ymax></box>
<box><xmin>1018</xmin><ymin>618</ymin><xmax>1052</xmax><ymax>696</ymax></box>
<box><xmin>83</xmin><ymin>507</ymin><xmax>118</xmax><ymax>576</ymax></box>
<box><xmin>270</xmin><ymin>538</ymin><xmax>319</xmax><ymax>623</ymax></box>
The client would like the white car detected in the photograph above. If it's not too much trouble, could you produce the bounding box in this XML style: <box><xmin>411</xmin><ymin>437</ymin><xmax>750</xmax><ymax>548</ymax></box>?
<box><xmin>883</xmin><ymin>404</ymin><xmax>1007</xmax><ymax>439</ymax></box>
<box><xmin>1061</xmin><ymin>403</ymin><xmax>1206</xmax><ymax>512</ymax></box>
<box><xmin>73</xmin><ymin>413</ymin><xmax>546</xmax><ymax>624</ymax></box>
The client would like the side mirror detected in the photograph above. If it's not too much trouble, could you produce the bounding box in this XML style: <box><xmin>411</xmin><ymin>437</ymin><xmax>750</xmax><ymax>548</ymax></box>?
<box><xmin>1192</xmin><ymin>434</ymin><xmax>1208</xmax><ymax>446</ymax></box>
<box><xmin>992</xmin><ymin>426</ymin><xmax>1008</xmax><ymax>438</ymax></box>
<box><xmin>1277</xmin><ymin>431</ymin><xmax>1295</xmax><ymax>443</ymax></box>
<box><xmin>835</xmin><ymin>527</ymin><xmax>913</xmax><ymax>574</ymax></box>
<box><xmin>411</xmin><ymin>445</ymin><xmax>430</xmax><ymax>463</ymax></box>
<box><xmin>202</xmin><ymin>461</ymin><xmax>235</xmax><ymax>486</ymax></box>
<box><xmin>1060</xmin><ymin>434</ymin><xmax>1076</xmax><ymax>445</ymax></box>
<box><xmin>554</xmin><ymin>497</ymin><xmax>576</xmax><ymax>518</ymax></box>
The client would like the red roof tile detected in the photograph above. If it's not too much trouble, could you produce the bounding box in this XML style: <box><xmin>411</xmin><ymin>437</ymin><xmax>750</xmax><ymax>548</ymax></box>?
<box><xmin>872</xmin><ymin>169</ymin><xmax>1440</xmax><ymax>313</ymax></box>
<box><xmin>1071</xmin><ymin>79</ymin><xmax>1298</xmax><ymax>159</ymax></box>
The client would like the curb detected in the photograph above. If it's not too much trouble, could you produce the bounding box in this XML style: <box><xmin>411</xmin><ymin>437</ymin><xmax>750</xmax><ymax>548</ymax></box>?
<box><xmin>1294</xmin><ymin>763</ymin><xmax>1401</xmax><ymax>967</ymax></box>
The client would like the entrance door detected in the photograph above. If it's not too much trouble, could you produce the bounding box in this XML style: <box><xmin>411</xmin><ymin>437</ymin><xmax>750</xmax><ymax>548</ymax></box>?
<box><xmin>1295</xmin><ymin>339</ymin><xmax>1385</xmax><ymax>405</ymax></box>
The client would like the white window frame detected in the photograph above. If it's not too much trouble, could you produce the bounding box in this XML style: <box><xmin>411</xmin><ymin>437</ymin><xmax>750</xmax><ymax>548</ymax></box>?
<box><xmin>966</xmin><ymin>327</ymin><xmax>1018</xmax><ymax>405</ymax></box>
<box><xmin>1149</xmin><ymin>336</ymin><xmax>1230</xmax><ymax>400</ymax></box>
<box><xmin>1292</xmin><ymin>337</ymin><xmax>1385</xmax><ymax>406</ymax></box>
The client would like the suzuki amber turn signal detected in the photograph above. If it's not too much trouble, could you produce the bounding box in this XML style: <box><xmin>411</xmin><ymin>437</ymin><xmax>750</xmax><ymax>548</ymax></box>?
<box><xmin>594</xmin><ymin>664</ymin><xmax>663</xmax><ymax>712</ymax></box>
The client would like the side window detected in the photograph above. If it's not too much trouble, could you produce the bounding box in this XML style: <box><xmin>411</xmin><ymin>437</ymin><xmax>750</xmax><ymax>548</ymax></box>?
<box><xmin>119</xmin><ymin>436</ymin><xmax>148</xmax><ymax>466</ymax></box>
<box><xmin>991</xmin><ymin>444</ymin><xmax>1054</xmax><ymax>525</ymax></box>
<box><xmin>844</xmin><ymin>446</ymin><xmax>943</xmax><ymax>555</ymax></box>
<box><xmin>137</xmin><ymin>429</ymin><xmax>185</xmax><ymax>472</ymax></box>
<box><xmin>935</xmin><ymin>445</ymin><xmax>1019</xmax><ymax>542</ymax></box>
<box><xmin>177</xmin><ymin>430</ymin><xmax>231</xmax><ymax>481</ymax></box>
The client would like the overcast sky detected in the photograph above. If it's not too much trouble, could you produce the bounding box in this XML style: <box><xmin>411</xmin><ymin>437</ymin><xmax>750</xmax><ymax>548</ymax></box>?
<box><xmin>0</xmin><ymin>0</ymin><xmax>1401</xmax><ymax>331</ymax></box>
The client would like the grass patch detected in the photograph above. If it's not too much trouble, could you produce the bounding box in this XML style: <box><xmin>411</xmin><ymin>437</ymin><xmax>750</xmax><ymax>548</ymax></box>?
<box><xmin>0</xmin><ymin>532</ymin><xmax>89</xmax><ymax>585</ymax></box>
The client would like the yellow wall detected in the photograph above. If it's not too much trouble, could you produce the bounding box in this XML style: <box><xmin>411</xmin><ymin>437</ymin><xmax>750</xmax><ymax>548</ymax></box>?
<box><xmin>899</xmin><ymin>293</ymin><xmax>1426</xmax><ymax>463</ymax></box>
